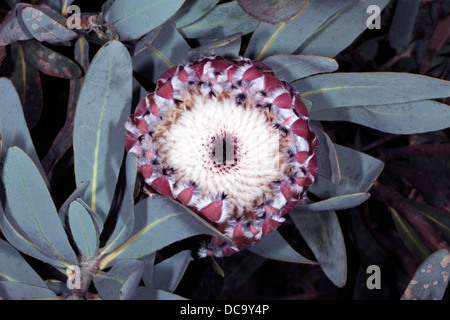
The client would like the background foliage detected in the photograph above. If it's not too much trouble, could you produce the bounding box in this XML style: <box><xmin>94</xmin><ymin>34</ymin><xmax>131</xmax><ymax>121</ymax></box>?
<box><xmin>0</xmin><ymin>0</ymin><xmax>449</xmax><ymax>300</ymax></box>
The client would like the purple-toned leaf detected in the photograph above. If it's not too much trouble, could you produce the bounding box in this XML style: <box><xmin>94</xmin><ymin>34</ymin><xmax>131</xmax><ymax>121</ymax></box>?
<box><xmin>20</xmin><ymin>5</ymin><xmax>78</xmax><ymax>44</ymax></box>
<box><xmin>22</xmin><ymin>39</ymin><xmax>82</xmax><ymax>79</ymax></box>
<box><xmin>402</xmin><ymin>249</ymin><xmax>450</xmax><ymax>300</ymax></box>
<box><xmin>42</xmin><ymin>36</ymin><xmax>88</xmax><ymax>174</ymax></box>
<box><xmin>10</xmin><ymin>42</ymin><xmax>43</xmax><ymax>129</ymax></box>
<box><xmin>0</xmin><ymin>3</ymin><xmax>34</xmax><ymax>46</ymax></box>
<box><xmin>237</xmin><ymin>0</ymin><xmax>309</xmax><ymax>24</ymax></box>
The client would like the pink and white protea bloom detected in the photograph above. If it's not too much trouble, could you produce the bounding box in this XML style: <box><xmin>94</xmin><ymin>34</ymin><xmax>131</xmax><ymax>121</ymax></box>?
<box><xmin>125</xmin><ymin>55</ymin><xmax>318</xmax><ymax>257</ymax></box>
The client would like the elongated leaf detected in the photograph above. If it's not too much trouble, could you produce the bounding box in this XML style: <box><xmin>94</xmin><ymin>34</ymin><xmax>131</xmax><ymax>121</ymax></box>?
<box><xmin>391</xmin><ymin>208</ymin><xmax>431</xmax><ymax>263</ymax></box>
<box><xmin>0</xmin><ymin>206</ymin><xmax>70</xmax><ymax>271</ymax></box>
<box><xmin>295</xmin><ymin>0</ymin><xmax>390</xmax><ymax>58</ymax></box>
<box><xmin>296</xmin><ymin>193</ymin><xmax>370</xmax><ymax>212</ymax></box>
<box><xmin>311</xmin><ymin>124</ymin><xmax>340</xmax><ymax>184</ymax></box>
<box><xmin>402</xmin><ymin>249</ymin><xmax>450</xmax><ymax>300</ymax></box>
<box><xmin>2</xmin><ymin>147</ymin><xmax>77</xmax><ymax>267</ymax></box>
<box><xmin>179</xmin><ymin>1</ymin><xmax>258</xmax><ymax>40</ymax></box>
<box><xmin>153</xmin><ymin>250</ymin><xmax>192</xmax><ymax>292</ymax></box>
<box><xmin>10</xmin><ymin>42</ymin><xmax>43</xmax><ymax>129</ymax></box>
<box><xmin>98</xmin><ymin>195</ymin><xmax>230</xmax><ymax>269</ymax></box>
<box><xmin>20</xmin><ymin>5</ymin><xmax>77</xmax><ymax>43</ymax></box>
<box><xmin>0</xmin><ymin>239</ymin><xmax>47</xmax><ymax>287</ymax></box>
<box><xmin>188</xmin><ymin>33</ymin><xmax>242</xmax><ymax>60</ymax></box>
<box><xmin>22</xmin><ymin>39</ymin><xmax>82</xmax><ymax>79</ymax></box>
<box><xmin>93</xmin><ymin>259</ymin><xmax>144</xmax><ymax>300</ymax></box>
<box><xmin>309</xmin><ymin>144</ymin><xmax>384</xmax><ymax>198</ymax></box>
<box><xmin>290</xmin><ymin>209</ymin><xmax>347</xmax><ymax>287</ymax></box>
<box><xmin>262</xmin><ymin>54</ymin><xmax>338</xmax><ymax>82</ymax></box>
<box><xmin>133</xmin><ymin>22</ymin><xmax>190</xmax><ymax>83</ymax></box>
<box><xmin>171</xmin><ymin>0</ymin><xmax>220</xmax><ymax>28</ymax></box>
<box><xmin>0</xmin><ymin>281</ymin><xmax>56</xmax><ymax>299</ymax></box>
<box><xmin>310</xmin><ymin>100</ymin><xmax>450</xmax><ymax>135</ymax></box>
<box><xmin>73</xmin><ymin>40</ymin><xmax>132</xmax><ymax>221</ymax></box>
<box><xmin>0</xmin><ymin>78</ymin><xmax>44</xmax><ymax>179</ymax></box>
<box><xmin>104</xmin><ymin>0</ymin><xmax>185</xmax><ymax>41</ymax></box>
<box><xmin>250</xmin><ymin>230</ymin><xmax>316</xmax><ymax>264</ymax></box>
<box><xmin>42</xmin><ymin>36</ymin><xmax>89</xmax><ymax>174</ymax></box>
<box><xmin>293</xmin><ymin>73</ymin><xmax>450</xmax><ymax>110</ymax></box>
<box><xmin>245</xmin><ymin>0</ymin><xmax>354</xmax><ymax>60</ymax></box>
<box><xmin>389</xmin><ymin>0</ymin><xmax>420</xmax><ymax>54</ymax></box>
<box><xmin>237</xmin><ymin>0</ymin><xmax>309</xmax><ymax>24</ymax></box>
<box><xmin>68</xmin><ymin>201</ymin><xmax>99</xmax><ymax>259</ymax></box>
<box><xmin>102</xmin><ymin>153</ymin><xmax>138</xmax><ymax>255</ymax></box>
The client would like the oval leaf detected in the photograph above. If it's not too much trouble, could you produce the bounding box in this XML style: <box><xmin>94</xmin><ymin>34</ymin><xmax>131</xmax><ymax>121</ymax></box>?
<box><xmin>68</xmin><ymin>201</ymin><xmax>99</xmax><ymax>259</ymax></box>
<box><xmin>73</xmin><ymin>40</ymin><xmax>132</xmax><ymax>220</ymax></box>
<box><xmin>402</xmin><ymin>249</ymin><xmax>450</xmax><ymax>300</ymax></box>
<box><xmin>104</xmin><ymin>0</ymin><xmax>185</xmax><ymax>41</ymax></box>
<box><xmin>20</xmin><ymin>5</ymin><xmax>77</xmax><ymax>43</ymax></box>
<box><xmin>289</xmin><ymin>209</ymin><xmax>347</xmax><ymax>287</ymax></box>
<box><xmin>22</xmin><ymin>39</ymin><xmax>82</xmax><ymax>79</ymax></box>
<box><xmin>2</xmin><ymin>147</ymin><xmax>77</xmax><ymax>267</ymax></box>
<box><xmin>0</xmin><ymin>282</ymin><xmax>57</xmax><ymax>300</ymax></box>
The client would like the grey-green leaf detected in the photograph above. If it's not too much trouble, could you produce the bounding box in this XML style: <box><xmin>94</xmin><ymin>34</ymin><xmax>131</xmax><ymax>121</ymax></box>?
<box><xmin>179</xmin><ymin>1</ymin><xmax>258</xmax><ymax>40</ymax></box>
<box><xmin>171</xmin><ymin>0</ymin><xmax>220</xmax><ymax>28</ymax></box>
<box><xmin>402</xmin><ymin>249</ymin><xmax>450</xmax><ymax>300</ymax></box>
<box><xmin>311</xmin><ymin>124</ymin><xmax>340</xmax><ymax>184</ymax></box>
<box><xmin>244</xmin><ymin>0</ymin><xmax>354</xmax><ymax>61</ymax></box>
<box><xmin>73</xmin><ymin>40</ymin><xmax>132</xmax><ymax>221</ymax></box>
<box><xmin>296</xmin><ymin>193</ymin><xmax>370</xmax><ymax>212</ymax></box>
<box><xmin>309</xmin><ymin>144</ymin><xmax>384</xmax><ymax>198</ymax></box>
<box><xmin>262</xmin><ymin>54</ymin><xmax>339</xmax><ymax>82</ymax></box>
<box><xmin>0</xmin><ymin>239</ymin><xmax>48</xmax><ymax>287</ymax></box>
<box><xmin>309</xmin><ymin>100</ymin><xmax>450</xmax><ymax>135</ymax></box>
<box><xmin>0</xmin><ymin>282</ymin><xmax>57</xmax><ymax>299</ymax></box>
<box><xmin>98</xmin><ymin>195</ymin><xmax>230</xmax><ymax>269</ymax></box>
<box><xmin>102</xmin><ymin>153</ymin><xmax>138</xmax><ymax>255</ymax></box>
<box><xmin>293</xmin><ymin>73</ymin><xmax>450</xmax><ymax>110</ymax></box>
<box><xmin>104</xmin><ymin>0</ymin><xmax>186</xmax><ymax>41</ymax></box>
<box><xmin>250</xmin><ymin>230</ymin><xmax>316</xmax><ymax>264</ymax></box>
<box><xmin>153</xmin><ymin>250</ymin><xmax>192</xmax><ymax>292</ymax></box>
<box><xmin>290</xmin><ymin>209</ymin><xmax>347</xmax><ymax>287</ymax></box>
<box><xmin>0</xmin><ymin>78</ymin><xmax>45</xmax><ymax>180</ymax></box>
<box><xmin>2</xmin><ymin>147</ymin><xmax>77</xmax><ymax>267</ymax></box>
<box><xmin>68</xmin><ymin>201</ymin><xmax>99</xmax><ymax>259</ymax></box>
<box><xmin>188</xmin><ymin>33</ymin><xmax>242</xmax><ymax>61</ymax></box>
<box><xmin>133</xmin><ymin>22</ymin><xmax>190</xmax><ymax>83</ymax></box>
<box><xmin>295</xmin><ymin>0</ymin><xmax>390</xmax><ymax>58</ymax></box>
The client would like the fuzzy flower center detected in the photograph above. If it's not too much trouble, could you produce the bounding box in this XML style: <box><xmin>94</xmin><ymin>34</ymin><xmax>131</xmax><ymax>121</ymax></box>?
<box><xmin>157</xmin><ymin>93</ymin><xmax>287</xmax><ymax>216</ymax></box>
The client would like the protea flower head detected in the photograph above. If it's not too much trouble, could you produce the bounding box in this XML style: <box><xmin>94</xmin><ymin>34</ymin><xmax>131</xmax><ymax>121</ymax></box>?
<box><xmin>125</xmin><ymin>55</ymin><xmax>318</xmax><ymax>258</ymax></box>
